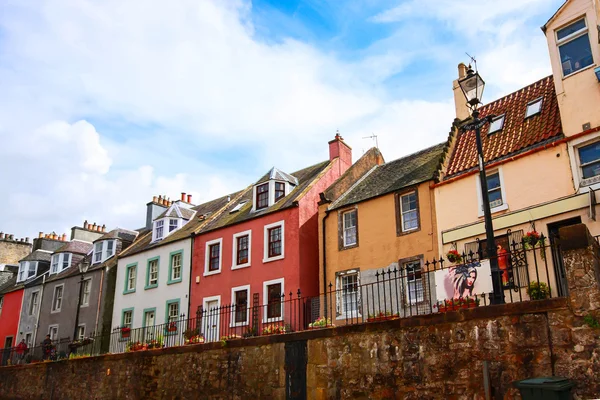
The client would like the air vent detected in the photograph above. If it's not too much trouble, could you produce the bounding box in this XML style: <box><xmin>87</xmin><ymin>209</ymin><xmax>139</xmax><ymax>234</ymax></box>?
<box><xmin>583</xmin><ymin>122</ymin><xmax>591</xmax><ymax>131</ymax></box>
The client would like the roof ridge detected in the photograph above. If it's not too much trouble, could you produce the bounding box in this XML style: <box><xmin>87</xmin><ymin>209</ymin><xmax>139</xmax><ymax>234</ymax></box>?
<box><xmin>383</xmin><ymin>142</ymin><xmax>446</xmax><ymax>167</ymax></box>
<box><xmin>329</xmin><ymin>165</ymin><xmax>379</xmax><ymax>210</ymax></box>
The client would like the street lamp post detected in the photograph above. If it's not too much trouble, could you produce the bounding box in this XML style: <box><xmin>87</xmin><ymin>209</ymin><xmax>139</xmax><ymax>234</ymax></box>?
<box><xmin>458</xmin><ymin>65</ymin><xmax>505</xmax><ymax>305</ymax></box>
<box><xmin>72</xmin><ymin>259</ymin><xmax>90</xmax><ymax>342</ymax></box>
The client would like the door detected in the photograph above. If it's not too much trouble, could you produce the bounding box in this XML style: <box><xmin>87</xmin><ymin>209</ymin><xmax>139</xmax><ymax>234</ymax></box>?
<box><xmin>144</xmin><ymin>310</ymin><xmax>156</xmax><ymax>341</ymax></box>
<box><xmin>2</xmin><ymin>337</ymin><xmax>13</xmax><ymax>366</ymax></box>
<box><xmin>203</xmin><ymin>299</ymin><xmax>220</xmax><ymax>342</ymax></box>
<box><xmin>548</xmin><ymin>217</ymin><xmax>582</xmax><ymax>297</ymax></box>
<box><xmin>285</xmin><ymin>340</ymin><xmax>307</xmax><ymax>400</ymax></box>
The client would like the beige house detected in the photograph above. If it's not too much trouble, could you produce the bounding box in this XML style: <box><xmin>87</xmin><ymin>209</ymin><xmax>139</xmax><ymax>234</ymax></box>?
<box><xmin>434</xmin><ymin>0</ymin><xmax>600</xmax><ymax>300</ymax></box>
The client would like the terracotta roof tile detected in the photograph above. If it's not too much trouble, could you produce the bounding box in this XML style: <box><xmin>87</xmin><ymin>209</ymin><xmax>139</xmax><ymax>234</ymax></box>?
<box><xmin>445</xmin><ymin>75</ymin><xmax>562</xmax><ymax>178</ymax></box>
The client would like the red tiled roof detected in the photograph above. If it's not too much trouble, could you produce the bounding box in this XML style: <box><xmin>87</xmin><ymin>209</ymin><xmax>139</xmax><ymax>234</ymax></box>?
<box><xmin>445</xmin><ymin>75</ymin><xmax>562</xmax><ymax>178</ymax></box>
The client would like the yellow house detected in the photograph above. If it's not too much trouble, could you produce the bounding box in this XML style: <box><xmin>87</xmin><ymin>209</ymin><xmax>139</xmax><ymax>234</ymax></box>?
<box><xmin>435</xmin><ymin>0</ymin><xmax>600</xmax><ymax>301</ymax></box>
<box><xmin>318</xmin><ymin>143</ymin><xmax>444</xmax><ymax>321</ymax></box>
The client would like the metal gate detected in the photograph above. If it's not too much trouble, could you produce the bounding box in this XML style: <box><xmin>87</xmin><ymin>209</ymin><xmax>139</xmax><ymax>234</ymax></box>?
<box><xmin>285</xmin><ymin>340</ymin><xmax>307</xmax><ymax>400</ymax></box>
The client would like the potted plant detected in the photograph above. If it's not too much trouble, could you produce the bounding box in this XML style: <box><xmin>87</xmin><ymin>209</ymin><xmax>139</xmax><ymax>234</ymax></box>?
<box><xmin>262</xmin><ymin>324</ymin><xmax>286</xmax><ymax>335</ymax></box>
<box><xmin>466</xmin><ymin>297</ymin><xmax>479</xmax><ymax>308</ymax></box>
<box><xmin>308</xmin><ymin>317</ymin><xmax>332</xmax><ymax>329</ymax></box>
<box><xmin>446</xmin><ymin>249</ymin><xmax>463</xmax><ymax>264</ymax></box>
<box><xmin>527</xmin><ymin>281</ymin><xmax>551</xmax><ymax>300</ymax></box>
<box><xmin>434</xmin><ymin>301</ymin><xmax>447</xmax><ymax>313</ymax></box>
<box><xmin>523</xmin><ymin>231</ymin><xmax>541</xmax><ymax>248</ymax></box>
<box><xmin>121</xmin><ymin>327</ymin><xmax>131</xmax><ymax>338</ymax></box>
<box><xmin>185</xmin><ymin>334</ymin><xmax>205</xmax><ymax>345</ymax></box>
<box><xmin>167</xmin><ymin>322</ymin><xmax>177</xmax><ymax>332</ymax></box>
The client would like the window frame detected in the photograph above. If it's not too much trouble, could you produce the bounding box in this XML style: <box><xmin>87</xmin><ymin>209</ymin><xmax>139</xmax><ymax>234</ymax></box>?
<box><xmin>555</xmin><ymin>17</ymin><xmax>593</xmax><ymax>78</ymax></box>
<box><xmin>274</xmin><ymin>182</ymin><xmax>286</xmax><ymax>202</ymax></box>
<box><xmin>29</xmin><ymin>290</ymin><xmax>40</xmax><ymax>316</ymax></box>
<box><xmin>167</xmin><ymin>250</ymin><xmax>184</xmax><ymax>285</ymax></box>
<box><xmin>402</xmin><ymin>258</ymin><xmax>425</xmax><ymax>305</ymax></box>
<box><xmin>232</xmin><ymin>230</ymin><xmax>252</xmax><ymax>270</ymax></box>
<box><xmin>256</xmin><ymin>183</ymin><xmax>269</xmax><ymax>210</ymax></box>
<box><xmin>230</xmin><ymin>284</ymin><xmax>251</xmax><ymax>327</ymax></box>
<box><xmin>51</xmin><ymin>253</ymin><xmax>72</xmax><ymax>275</ymax></box>
<box><xmin>204</xmin><ymin>238</ymin><xmax>223</xmax><ymax>276</ymax></box>
<box><xmin>488</xmin><ymin>114</ymin><xmax>505</xmax><ymax>134</ymax></box>
<box><xmin>263</xmin><ymin>220</ymin><xmax>285</xmax><ymax>263</ymax></box>
<box><xmin>48</xmin><ymin>325</ymin><xmax>59</xmax><ymax>341</ymax></box>
<box><xmin>93</xmin><ymin>242</ymin><xmax>103</xmax><ymax>263</ymax></box>
<box><xmin>80</xmin><ymin>277</ymin><xmax>92</xmax><ymax>307</ymax></box>
<box><xmin>525</xmin><ymin>97</ymin><xmax>543</xmax><ymax>118</ymax></box>
<box><xmin>476</xmin><ymin>168</ymin><xmax>508</xmax><ymax>216</ymax></box>
<box><xmin>154</xmin><ymin>219</ymin><xmax>165</xmax><ymax>241</ymax></box>
<box><xmin>169</xmin><ymin>218</ymin><xmax>179</xmax><ymax>232</ymax></box>
<box><xmin>395</xmin><ymin>189</ymin><xmax>421</xmax><ymax>235</ymax></box>
<box><xmin>339</xmin><ymin>208</ymin><xmax>358</xmax><ymax>249</ymax></box>
<box><xmin>51</xmin><ymin>284</ymin><xmax>65</xmax><ymax>313</ymax></box>
<box><xmin>164</xmin><ymin>298</ymin><xmax>181</xmax><ymax>335</ymax></box>
<box><xmin>576</xmin><ymin>139</ymin><xmax>600</xmax><ymax>186</ymax></box>
<box><xmin>145</xmin><ymin>256</ymin><xmax>160</xmax><ymax>290</ymax></box>
<box><xmin>263</xmin><ymin>278</ymin><xmax>284</xmax><ymax>322</ymax></box>
<box><xmin>93</xmin><ymin>240</ymin><xmax>116</xmax><ymax>264</ymax></box>
<box><xmin>123</xmin><ymin>263</ymin><xmax>137</xmax><ymax>294</ymax></box>
<box><xmin>335</xmin><ymin>269</ymin><xmax>361</xmax><ymax>319</ymax></box>
<box><xmin>121</xmin><ymin>308</ymin><xmax>134</xmax><ymax>329</ymax></box>
<box><xmin>76</xmin><ymin>324</ymin><xmax>85</xmax><ymax>340</ymax></box>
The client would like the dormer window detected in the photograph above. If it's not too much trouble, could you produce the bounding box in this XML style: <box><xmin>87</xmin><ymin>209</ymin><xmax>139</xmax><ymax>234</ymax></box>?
<box><xmin>256</xmin><ymin>183</ymin><xmax>269</xmax><ymax>210</ymax></box>
<box><xmin>155</xmin><ymin>220</ymin><xmax>164</xmax><ymax>239</ymax></box>
<box><xmin>556</xmin><ymin>18</ymin><xmax>593</xmax><ymax>77</ymax></box>
<box><xmin>93</xmin><ymin>240</ymin><xmax>116</xmax><ymax>264</ymax></box>
<box><xmin>275</xmin><ymin>182</ymin><xmax>285</xmax><ymax>202</ymax></box>
<box><xmin>169</xmin><ymin>219</ymin><xmax>179</xmax><ymax>232</ymax></box>
<box><xmin>17</xmin><ymin>261</ymin><xmax>37</xmax><ymax>283</ymax></box>
<box><xmin>50</xmin><ymin>253</ymin><xmax>72</xmax><ymax>274</ymax></box>
<box><xmin>488</xmin><ymin>115</ymin><xmax>505</xmax><ymax>134</ymax></box>
<box><xmin>525</xmin><ymin>98</ymin><xmax>543</xmax><ymax>118</ymax></box>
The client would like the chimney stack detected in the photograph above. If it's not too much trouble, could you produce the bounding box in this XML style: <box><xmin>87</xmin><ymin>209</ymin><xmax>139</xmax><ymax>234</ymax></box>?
<box><xmin>453</xmin><ymin>63</ymin><xmax>471</xmax><ymax>121</ymax></box>
<box><xmin>328</xmin><ymin>131</ymin><xmax>352</xmax><ymax>175</ymax></box>
<box><xmin>187</xmin><ymin>194</ymin><xmax>192</xmax><ymax>203</ymax></box>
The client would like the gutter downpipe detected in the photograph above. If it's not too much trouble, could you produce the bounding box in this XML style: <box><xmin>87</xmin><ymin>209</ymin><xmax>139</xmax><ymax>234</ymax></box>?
<box><xmin>94</xmin><ymin>267</ymin><xmax>105</xmax><ymax>335</ymax></box>
<box><xmin>322</xmin><ymin>209</ymin><xmax>331</xmax><ymax>320</ymax></box>
<box><xmin>188</xmin><ymin>233</ymin><xmax>195</xmax><ymax>320</ymax></box>
<box><xmin>33</xmin><ymin>274</ymin><xmax>47</xmax><ymax>346</ymax></box>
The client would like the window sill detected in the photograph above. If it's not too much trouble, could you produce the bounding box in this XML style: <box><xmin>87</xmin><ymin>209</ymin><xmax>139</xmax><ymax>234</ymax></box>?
<box><xmin>167</xmin><ymin>279</ymin><xmax>183</xmax><ymax>285</ymax></box>
<box><xmin>203</xmin><ymin>269</ymin><xmax>221</xmax><ymax>277</ymax></box>
<box><xmin>123</xmin><ymin>289</ymin><xmax>136</xmax><ymax>295</ymax></box>
<box><xmin>230</xmin><ymin>322</ymin><xmax>249</xmax><ymax>328</ymax></box>
<box><xmin>50</xmin><ymin>309</ymin><xmax>61</xmax><ymax>314</ymax></box>
<box><xmin>397</xmin><ymin>226</ymin><xmax>421</xmax><ymax>237</ymax></box>
<box><xmin>336</xmin><ymin>313</ymin><xmax>362</xmax><ymax>321</ymax></box>
<box><xmin>477</xmin><ymin>203</ymin><xmax>509</xmax><ymax>217</ymax></box>
<box><xmin>263</xmin><ymin>255</ymin><xmax>284</xmax><ymax>263</ymax></box>
<box><xmin>563</xmin><ymin>63</ymin><xmax>596</xmax><ymax>80</ymax></box>
<box><xmin>340</xmin><ymin>243</ymin><xmax>358</xmax><ymax>251</ymax></box>
<box><xmin>144</xmin><ymin>284</ymin><xmax>158</xmax><ymax>290</ymax></box>
<box><xmin>231</xmin><ymin>263</ymin><xmax>251</xmax><ymax>270</ymax></box>
<box><xmin>262</xmin><ymin>317</ymin><xmax>283</xmax><ymax>323</ymax></box>
<box><xmin>79</xmin><ymin>304</ymin><xmax>89</xmax><ymax>309</ymax></box>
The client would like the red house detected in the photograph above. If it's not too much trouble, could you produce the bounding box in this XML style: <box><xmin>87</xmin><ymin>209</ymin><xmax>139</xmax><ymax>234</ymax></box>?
<box><xmin>190</xmin><ymin>134</ymin><xmax>351</xmax><ymax>340</ymax></box>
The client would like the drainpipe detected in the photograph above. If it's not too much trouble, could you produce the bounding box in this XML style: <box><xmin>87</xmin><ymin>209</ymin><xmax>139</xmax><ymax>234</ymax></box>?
<box><xmin>187</xmin><ymin>233</ymin><xmax>195</xmax><ymax>320</ymax></box>
<box><xmin>322</xmin><ymin>210</ymin><xmax>331</xmax><ymax>319</ymax></box>
<box><xmin>33</xmin><ymin>274</ymin><xmax>47</xmax><ymax>346</ymax></box>
<box><xmin>94</xmin><ymin>268</ymin><xmax>105</xmax><ymax>335</ymax></box>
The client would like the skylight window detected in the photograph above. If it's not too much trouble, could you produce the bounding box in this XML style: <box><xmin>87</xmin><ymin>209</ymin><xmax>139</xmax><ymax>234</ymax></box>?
<box><xmin>525</xmin><ymin>98</ymin><xmax>543</xmax><ymax>118</ymax></box>
<box><xmin>230</xmin><ymin>201</ymin><xmax>248</xmax><ymax>213</ymax></box>
<box><xmin>488</xmin><ymin>115</ymin><xmax>505</xmax><ymax>134</ymax></box>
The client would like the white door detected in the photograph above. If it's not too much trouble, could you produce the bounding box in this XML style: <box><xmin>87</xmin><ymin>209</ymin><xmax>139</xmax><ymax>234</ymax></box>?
<box><xmin>144</xmin><ymin>310</ymin><xmax>156</xmax><ymax>341</ymax></box>
<box><xmin>203</xmin><ymin>299</ymin><xmax>220</xmax><ymax>342</ymax></box>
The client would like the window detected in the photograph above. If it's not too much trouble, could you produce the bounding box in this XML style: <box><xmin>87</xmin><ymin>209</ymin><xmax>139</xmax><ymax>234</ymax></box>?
<box><xmin>578</xmin><ymin>141</ymin><xmax>600</xmax><ymax>181</ymax></box>
<box><xmin>124</xmin><ymin>264</ymin><xmax>137</xmax><ymax>293</ymax></box>
<box><xmin>169</xmin><ymin>219</ymin><xmax>179</xmax><ymax>232</ymax></box>
<box><xmin>404</xmin><ymin>260</ymin><xmax>424</xmax><ymax>304</ymax></box>
<box><xmin>51</xmin><ymin>285</ymin><xmax>64</xmax><ymax>312</ymax></box>
<box><xmin>106</xmin><ymin>240</ymin><xmax>114</xmax><ymax>258</ymax></box>
<box><xmin>488</xmin><ymin>115</ymin><xmax>505</xmax><ymax>134</ymax></box>
<box><xmin>556</xmin><ymin>18</ymin><xmax>593</xmax><ymax>76</ymax></box>
<box><xmin>230</xmin><ymin>201</ymin><xmax>248</xmax><ymax>213</ymax></box>
<box><xmin>167</xmin><ymin>301</ymin><xmax>179</xmax><ymax>323</ymax></box>
<box><xmin>525</xmin><ymin>98</ymin><xmax>543</xmax><ymax>118</ymax></box>
<box><xmin>93</xmin><ymin>242</ymin><xmax>103</xmax><ymax>263</ymax></box>
<box><xmin>49</xmin><ymin>325</ymin><xmax>59</xmax><ymax>341</ymax></box>
<box><xmin>342</xmin><ymin>209</ymin><xmax>358</xmax><ymax>247</ymax></box>
<box><xmin>264</xmin><ymin>279</ymin><xmax>284</xmax><ymax>321</ymax></box>
<box><xmin>486</xmin><ymin>172</ymin><xmax>503</xmax><ymax>208</ymax></box>
<box><xmin>232</xmin><ymin>231</ymin><xmax>251</xmax><ymax>269</ymax></box>
<box><xmin>168</xmin><ymin>251</ymin><xmax>182</xmax><ymax>284</ymax></box>
<box><xmin>231</xmin><ymin>285</ymin><xmax>250</xmax><ymax>326</ymax></box>
<box><xmin>146</xmin><ymin>258</ymin><xmax>159</xmax><ymax>289</ymax></box>
<box><xmin>51</xmin><ymin>253</ymin><xmax>71</xmax><ymax>274</ymax></box>
<box><xmin>264</xmin><ymin>221</ymin><xmax>285</xmax><ymax>262</ymax></box>
<box><xmin>81</xmin><ymin>279</ymin><xmax>91</xmax><ymax>306</ymax></box>
<box><xmin>155</xmin><ymin>220</ymin><xmax>164</xmax><ymax>240</ymax></box>
<box><xmin>336</xmin><ymin>270</ymin><xmax>360</xmax><ymax>317</ymax></box>
<box><xmin>399</xmin><ymin>191</ymin><xmax>419</xmax><ymax>232</ymax></box>
<box><xmin>256</xmin><ymin>183</ymin><xmax>269</xmax><ymax>209</ymax></box>
<box><xmin>18</xmin><ymin>262</ymin><xmax>27</xmax><ymax>282</ymax></box>
<box><xmin>122</xmin><ymin>309</ymin><xmax>133</xmax><ymax>329</ymax></box>
<box><xmin>25</xmin><ymin>333</ymin><xmax>32</xmax><ymax>347</ymax></box>
<box><xmin>62</xmin><ymin>253</ymin><xmax>71</xmax><ymax>271</ymax></box>
<box><xmin>76</xmin><ymin>325</ymin><xmax>85</xmax><ymax>340</ymax></box>
<box><xmin>204</xmin><ymin>238</ymin><xmax>223</xmax><ymax>275</ymax></box>
<box><xmin>51</xmin><ymin>255</ymin><xmax>59</xmax><ymax>274</ymax></box>
<box><xmin>274</xmin><ymin>182</ymin><xmax>285</xmax><ymax>202</ymax></box>
<box><xmin>27</xmin><ymin>262</ymin><xmax>36</xmax><ymax>278</ymax></box>
<box><xmin>0</xmin><ymin>296</ymin><xmax>3</xmax><ymax>317</ymax></box>
<box><xmin>29</xmin><ymin>291</ymin><xmax>40</xmax><ymax>316</ymax></box>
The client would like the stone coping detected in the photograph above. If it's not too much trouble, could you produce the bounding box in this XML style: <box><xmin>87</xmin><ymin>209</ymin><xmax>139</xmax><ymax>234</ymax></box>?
<box><xmin>1</xmin><ymin>297</ymin><xmax>567</xmax><ymax>368</ymax></box>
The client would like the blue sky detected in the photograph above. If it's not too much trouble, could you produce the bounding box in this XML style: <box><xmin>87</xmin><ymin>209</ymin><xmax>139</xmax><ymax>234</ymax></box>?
<box><xmin>0</xmin><ymin>0</ymin><xmax>564</xmax><ymax>239</ymax></box>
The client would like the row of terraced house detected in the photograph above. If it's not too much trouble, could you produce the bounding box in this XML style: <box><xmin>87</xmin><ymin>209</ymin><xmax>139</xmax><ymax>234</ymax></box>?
<box><xmin>1</xmin><ymin>0</ymin><xmax>600</xmax><ymax>361</ymax></box>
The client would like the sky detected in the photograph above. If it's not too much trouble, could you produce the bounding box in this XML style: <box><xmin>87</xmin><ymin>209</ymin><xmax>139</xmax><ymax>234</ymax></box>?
<box><xmin>0</xmin><ymin>0</ymin><xmax>564</xmax><ymax>241</ymax></box>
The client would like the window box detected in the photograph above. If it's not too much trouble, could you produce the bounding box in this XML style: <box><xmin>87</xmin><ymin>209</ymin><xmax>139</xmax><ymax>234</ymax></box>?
<box><xmin>166</xmin><ymin>322</ymin><xmax>178</xmax><ymax>333</ymax></box>
<box><xmin>120</xmin><ymin>327</ymin><xmax>131</xmax><ymax>338</ymax></box>
<box><xmin>366</xmin><ymin>312</ymin><xmax>399</xmax><ymax>323</ymax></box>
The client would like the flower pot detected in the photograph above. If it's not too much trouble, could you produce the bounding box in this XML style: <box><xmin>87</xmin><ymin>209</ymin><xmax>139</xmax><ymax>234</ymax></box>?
<box><xmin>438</xmin><ymin>306</ymin><xmax>447</xmax><ymax>313</ymax></box>
<box><xmin>121</xmin><ymin>331</ymin><xmax>130</xmax><ymax>338</ymax></box>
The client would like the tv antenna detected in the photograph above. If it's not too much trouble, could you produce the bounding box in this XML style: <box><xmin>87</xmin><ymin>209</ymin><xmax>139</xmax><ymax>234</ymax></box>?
<box><xmin>363</xmin><ymin>133</ymin><xmax>379</xmax><ymax>149</ymax></box>
<box><xmin>465</xmin><ymin>52</ymin><xmax>478</xmax><ymax>70</ymax></box>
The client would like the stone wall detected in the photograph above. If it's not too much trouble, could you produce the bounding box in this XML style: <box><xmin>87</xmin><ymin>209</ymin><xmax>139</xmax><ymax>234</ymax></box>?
<box><xmin>1</xmin><ymin>224</ymin><xmax>600</xmax><ymax>400</ymax></box>
<box><xmin>0</xmin><ymin>238</ymin><xmax>32</xmax><ymax>265</ymax></box>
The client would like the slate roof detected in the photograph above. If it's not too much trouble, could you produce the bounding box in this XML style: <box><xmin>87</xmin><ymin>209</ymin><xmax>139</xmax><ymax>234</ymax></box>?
<box><xmin>0</xmin><ymin>274</ymin><xmax>18</xmax><ymax>295</ymax></box>
<box><xmin>156</xmin><ymin>204</ymin><xmax>196</xmax><ymax>220</ymax></box>
<box><xmin>329</xmin><ymin>143</ymin><xmax>445</xmax><ymax>210</ymax></box>
<box><xmin>53</xmin><ymin>240</ymin><xmax>93</xmax><ymax>255</ymax></box>
<box><xmin>445</xmin><ymin>75</ymin><xmax>562</xmax><ymax>178</ymax></box>
<box><xmin>256</xmin><ymin>167</ymin><xmax>299</xmax><ymax>185</ymax></box>
<box><xmin>95</xmin><ymin>228</ymin><xmax>138</xmax><ymax>243</ymax></box>
<box><xmin>198</xmin><ymin>160</ymin><xmax>331</xmax><ymax>233</ymax></box>
<box><xmin>20</xmin><ymin>249</ymin><xmax>53</xmax><ymax>263</ymax></box>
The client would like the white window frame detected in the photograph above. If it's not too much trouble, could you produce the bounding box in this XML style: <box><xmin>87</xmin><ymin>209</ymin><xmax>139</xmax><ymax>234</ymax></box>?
<box><xmin>232</xmin><ymin>230</ymin><xmax>252</xmax><ymax>270</ymax></box>
<box><xmin>153</xmin><ymin>219</ymin><xmax>165</xmax><ymax>242</ymax></box>
<box><xmin>204</xmin><ymin>238</ymin><xmax>223</xmax><ymax>276</ymax></box>
<box><xmin>48</xmin><ymin>325</ymin><xmax>59</xmax><ymax>341</ymax></box>
<box><xmin>476</xmin><ymin>168</ymin><xmax>508</xmax><ymax>216</ymax></box>
<box><xmin>488</xmin><ymin>114</ymin><xmax>505</xmax><ymax>134</ymax></box>
<box><xmin>51</xmin><ymin>253</ymin><xmax>72</xmax><ymax>274</ymax></box>
<box><xmin>263</xmin><ymin>278</ymin><xmax>284</xmax><ymax>322</ymax></box>
<box><xmin>556</xmin><ymin>17</ymin><xmax>593</xmax><ymax>78</ymax></box>
<box><xmin>122</xmin><ymin>310</ymin><xmax>133</xmax><ymax>329</ymax></box>
<box><xmin>24</xmin><ymin>332</ymin><xmax>33</xmax><ymax>347</ymax></box>
<box><xmin>230</xmin><ymin>284</ymin><xmax>251</xmax><ymax>327</ymax></box>
<box><xmin>148</xmin><ymin>258</ymin><xmax>159</xmax><ymax>287</ymax></box>
<box><xmin>525</xmin><ymin>97</ymin><xmax>543</xmax><ymax>118</ymax></box>
<box><xmin>252</xmin><ymin>180</ymin><xmax>293</xmax><ymax>212</ymax></box>
<box><xmin>29</xmin><ymin>290</ymin><xmax>40</xmax><ymax>316</ymax></box>
<box><xmin>342</xmin><ymin>209</ymin><xmax>358</xmax><ymax>247</ymax></box>
<box><xmin>335</xmin><ymin>269</ymin><xmax>361</xmax><ymax>320</ymax></box>
<box><xmin>17</xmin><ymin>262</ymin><xmax>28</xmax><ymax>282</ymax></box>
<box><xmin>169</xmin><ymin>218</ymin><xmax>179</xmax><ymax>232</ymax></box>
<box><xmin>93</xmin><ymin>240</ymin><xmax>116</xmax><ymax>264</ymax></box>
<box><xmin>576</xmin><ymin>138</ymin><xmax>600</xmax><ymax>187</ymax></box>
<box><xmin>93</xmin><ymin>242</ymin><xmax>103</xmax><ymax>263</ymax></box>
<box><xmin>404</xmin><ymin>259</ymin><xmax>424</xmax><ymax>305</ymax></box>
<box><xmin>76</xmin><ymin>324</ymin><xmax>85</xmax><ymax>340</ymax></box>
<box><xmin>51</xmin><ymin>284</ymin><xmax>65</xmax><ymax>313</ymax></box>
<box><xmin>400</xmin><ymin>191</ymin><xmax>419</xmax><ymax>232</ymax></box>
<box><xmin>167</xmin><ymin>302</ymin><xmax>180</xmax><ymax>324</ymax></box>
<box><xmin>263</xmin><ymin>220</ymin><xmax>285</xmax><ymax>263</ymax></box>
<box><xmin>126</xmin><ymin>264</ymin><xmax>137</xmax><ymax>292</ymax></box>
<box><xmin>170</xmin><ymin>253</ymin><xmax>182</xmax><ymax>281</ymax></box>
<box><xmin>80</xmin><ymin>277</ymin><xmax>92</xmax><ymax>307</ymax></box>
<box><xmin>51</xmin><ymin>254</ymin><xmax>60</xmax><ymax>274</ymax></box>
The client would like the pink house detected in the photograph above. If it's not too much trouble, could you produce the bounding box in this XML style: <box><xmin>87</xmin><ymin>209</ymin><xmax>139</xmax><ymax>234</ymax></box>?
<box><xmin>190</xmin><ymin>135</ymin><xmax>351</xmax><ymax>339</ymax></box>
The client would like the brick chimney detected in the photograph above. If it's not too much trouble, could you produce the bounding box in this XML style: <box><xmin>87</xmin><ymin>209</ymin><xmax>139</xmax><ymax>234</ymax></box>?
<box><xmin>328</xmin><ymin>131</ymin><xmax>352</xmax><ymax>175</ymax></box>
<box><xmin>453</xmin><ymin>63</ymin><xmax>470</xmax><ymax>121</ymax></box>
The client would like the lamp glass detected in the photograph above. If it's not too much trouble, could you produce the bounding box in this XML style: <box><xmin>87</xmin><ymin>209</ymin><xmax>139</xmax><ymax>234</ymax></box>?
<box><xmin>458</xmin><ymin>71</ymin><xmax>485</xmax><ymax>107</ymax></box>
<box><xmin>79</xmin><ymin>260</ymin><xmax>90</xmax><ymax>274</ymax></box>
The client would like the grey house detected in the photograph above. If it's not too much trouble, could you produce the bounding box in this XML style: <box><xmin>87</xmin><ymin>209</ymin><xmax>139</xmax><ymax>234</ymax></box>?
<box><xmin>37</xmin><ymin>228</ymin><xmax>137</xmax><ymax>348</ymax></box>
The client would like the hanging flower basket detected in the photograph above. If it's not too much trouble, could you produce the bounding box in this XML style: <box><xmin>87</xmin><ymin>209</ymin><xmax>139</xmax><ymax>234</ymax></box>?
<box><xmin>167</xmin><ymin>322</ymin><xmax>177</xmax><ymax>332</ymax></box>
<box><xmin>523</xmin><ymin>231</ymin><xmax>541</xmax><ymax>248</ymax></box>
<box><xmin>446</xmin><ymin>249</ymin><xmax>463</xmax><ymax>264</ymax></box>
<box><xmin>121</xmin><ymin>327</ymin><xmax>131</xmax><ymax>338</ymax></box>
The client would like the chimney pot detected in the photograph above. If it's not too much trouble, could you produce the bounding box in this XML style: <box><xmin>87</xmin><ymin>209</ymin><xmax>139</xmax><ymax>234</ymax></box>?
<box><xmin>187</xmin><ymin>194</ymin><xmax>192</xmax><ymax>203</ymax></box>
<box><xmin>0</xmin><ymin>232</ymin><xmax>4</xmax><ymax>240</ymax></box>
<box><xmin>25</xmin><ymin>237</ymin><xmax>29</xmax><ymax>243</ymax></box>
<box><xmin>39</xmin><ymin>231</ymin><xmax>43</xmax><ymax>238</ymax></box>
<box><xmin>83</xmin><ymin>220</ymin><xmax>88</xmax><ymax>229</ymax></box>
<box><xmin>153</xmin><ymin>196</ymin><xmax>158</xmax><ymax>204</ymax></box>
<box><xmin>92</xmin><ymin>223</ymin><xmax>97</xmax><ymax>231</ymax></box>
<box><xmin>181</xmin><ymin>192</ymin><xmax>186</xmax><ymax>201</ymax></box>
<box><xmin>62</xmin><ymin>234</ymin><xmax>67</xmax><ymax>241</ymax></box>
<box><xmin>102</xmin><ymin>224</ymin><xmax>106</xmax><ymax>232</ymax></box>
<box><xmin>458</xmin><ymin>62</ymin><xmax>468</xmax><ymax>79</ymax></box>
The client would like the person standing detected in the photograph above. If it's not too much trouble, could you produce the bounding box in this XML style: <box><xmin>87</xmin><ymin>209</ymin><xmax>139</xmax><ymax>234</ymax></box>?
<box><xmin>15</xmin><ymin>339</ymin><xmax>28</xmax><ymax>364</ymax></box>
<box><xmin>42</xmin><ymin>335</ymin><xmax>52</xmax><ymax>361</ymax></box>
